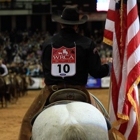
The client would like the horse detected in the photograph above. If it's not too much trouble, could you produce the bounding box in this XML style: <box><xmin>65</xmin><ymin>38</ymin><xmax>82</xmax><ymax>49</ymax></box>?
<box><xmin>8</xmin><ymin>72</ymin><xmax>19</xmax><ymax>103</ymax></box>
<box><xmin>0</xmin><ymin>74</ymin><xmax>14</xmax><ymax>108</ymax></box>
<box><xmin>32</xmin><ymin>99</ymin><xmax>110</xmax><ymax>140</ymax></box>
<box><xmin>25</xmin><ymin>75</ymin><xmax>34</xmax><ymax>93</ymax></box>
<box><xmin>16</xmin><ymin>74</ymin><xmax>34</xmax><ymax>96</ymax></box>
<box><xmin>15</xmin><ymin>73</ymin><xmax>30</xmax><ymax>97</ymax></box>
<box><xmin>0</xmin><ymin>76</ymin><xmax>7</xmax><ymax>108</ymax></box>
<box><xmin>32</xmin><ymin>101</ymin><xmax>109</xmax><ymax>140</ymax></box>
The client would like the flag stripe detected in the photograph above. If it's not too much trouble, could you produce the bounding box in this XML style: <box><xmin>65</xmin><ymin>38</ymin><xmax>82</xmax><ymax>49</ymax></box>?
<box><xmin>127</xmin><ymin>46</ymin><xmax>140</xmax><ymax>77</ymax></box>
<box><xmin>127</xmin><ymin>30</ymin><xmax>140</xmax><ymax>59</ymax></box>
<box><xmin>106</xmin><ymin>9</ymin><xmax>116</xmax><ymax>21</ymax></box>
<box><xmin>103</xmin><ymin>0</ymin><xmax>140</xmax><ymax>139</ymax></box>
<box><xmin>127</xmin><ymin>4</ymin><xmax>138</xmax><ymax>28</ymax></box>
<box><xmin>127</xmin><ymin>0</ymin><xmax>137</xmax><ymax>14</ymax></box>
<box><xmin>124</xmin><ymin>107</ymin><xmax>137</xmax><ymax>140</ymax></box>
<box><xmin>111</xmin><ymin>66</ymin><xmax>119</xmax><ymax>119</ymax></box>
<box><xmin>127</xmin><ymin>17</ymin><xmax>140</xmax><ymax>50</ymax></box>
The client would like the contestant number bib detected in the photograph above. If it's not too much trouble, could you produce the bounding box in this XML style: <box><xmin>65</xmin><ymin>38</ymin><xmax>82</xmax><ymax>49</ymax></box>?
<box><xmin>51</xmin><ymin>46</ymin><xmax>76</xmax><ymax>77</ymax></box>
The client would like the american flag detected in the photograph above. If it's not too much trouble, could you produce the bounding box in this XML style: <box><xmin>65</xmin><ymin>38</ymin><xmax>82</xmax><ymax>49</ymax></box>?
<box><xmin>103</xmin><ymin>0</ymin><xmax>140</xmax><ymax>139</ymax></box>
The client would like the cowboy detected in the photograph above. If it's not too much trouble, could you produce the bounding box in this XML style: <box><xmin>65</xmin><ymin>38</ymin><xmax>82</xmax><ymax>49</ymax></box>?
<box><xmin>18</xmin><ymin>6</ymin><xmax>112</xmax><ymax>140</ymax></box>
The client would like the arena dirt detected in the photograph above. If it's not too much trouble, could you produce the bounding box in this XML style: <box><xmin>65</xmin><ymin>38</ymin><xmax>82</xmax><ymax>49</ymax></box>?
<box><xmin>0</xmin><ymin>89</ymin><xmax>140</xmax><ymax>140</ymax></box>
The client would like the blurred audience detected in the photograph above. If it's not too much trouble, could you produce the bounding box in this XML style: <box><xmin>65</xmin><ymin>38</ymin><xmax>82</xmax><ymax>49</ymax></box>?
<box><xmin>0</xmin><ymin>28</ymin><xmax>112</xmax><ymax>77</ymax></box>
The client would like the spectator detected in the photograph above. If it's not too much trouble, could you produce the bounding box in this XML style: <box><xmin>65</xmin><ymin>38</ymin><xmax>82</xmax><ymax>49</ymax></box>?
<box><xmin>30</xmin><ymin>62</ymin><xmax>41</xmax><ymax>77</ymax></box>
<box><xmin>13</xmin><ymin>53</ymin><xmax>22</xmax><ymax>63</ymax></box>
<box><xmin>0</xmin><ymin>58</ymin><xmax>8</xmax><ymax>76</ymax></box>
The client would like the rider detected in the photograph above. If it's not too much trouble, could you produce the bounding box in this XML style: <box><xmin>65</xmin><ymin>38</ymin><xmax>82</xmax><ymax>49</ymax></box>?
<box><xmin>18</xmin><ymin>6</ymin><xmax>112</xmax><ymax>140</ymax></box>
<box><xmin>0</xmin><ymin>58</ymin><xmax>8</xmax><ymax>77</ymax></box>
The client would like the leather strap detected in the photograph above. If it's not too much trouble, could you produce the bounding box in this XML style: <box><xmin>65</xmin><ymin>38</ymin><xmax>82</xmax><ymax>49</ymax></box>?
<box><xmin>46</xmin><ymin>84</ymin><xmax>86</xmax><ymax>92</ymax></box>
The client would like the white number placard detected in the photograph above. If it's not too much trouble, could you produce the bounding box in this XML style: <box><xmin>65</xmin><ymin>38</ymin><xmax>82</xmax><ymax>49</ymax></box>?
<box><xmin>51</xmin><ymin>46</ymin><xmax>76</xmax><ymax>77</ymax></box>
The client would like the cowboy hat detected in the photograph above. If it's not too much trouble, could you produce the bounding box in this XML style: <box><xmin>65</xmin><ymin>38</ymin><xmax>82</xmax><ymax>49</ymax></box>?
<box><xmin>52</xmin><ymin>6</ymin><xmax>88</xmax><ymax>25</ymax></box>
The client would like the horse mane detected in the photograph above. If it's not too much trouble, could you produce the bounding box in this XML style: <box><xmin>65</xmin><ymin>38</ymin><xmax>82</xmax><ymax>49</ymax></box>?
<box><xmin>61</xmin><ymin>124</ymin><xmax>87</xmax><ymax>140</ymax></box>
<box><xmin>61</xmin><ymin>123</ymin><xmax>109</xmax><ymax>140</ymax></box>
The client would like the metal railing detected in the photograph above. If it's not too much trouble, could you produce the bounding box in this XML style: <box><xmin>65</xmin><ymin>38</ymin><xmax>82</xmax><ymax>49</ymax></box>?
<box><xmin>0</xmin><ymin>0</ymin><xmax>51</xmax><ymax>14</ymax></box>
<box><xmin>0</xmin><ymin>0</ymin><xmax>52</xmax><ymax>15</ymax></box>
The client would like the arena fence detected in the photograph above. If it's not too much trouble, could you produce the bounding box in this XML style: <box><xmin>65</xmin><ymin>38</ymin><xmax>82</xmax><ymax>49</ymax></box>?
<box><xmin>27</xmin><ymin>76</ymin><xmax>111</xmax><ymax>90</ymax></box>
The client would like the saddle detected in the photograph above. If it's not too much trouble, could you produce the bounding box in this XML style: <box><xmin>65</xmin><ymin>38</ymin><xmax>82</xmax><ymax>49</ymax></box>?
<box><xmin>31</xmin><ymin>87</ymin><xmax>111</xmax><ymax>131</ymax></box>
<box><xmin>49</xmin><ymin>88</ymin><xmax>89</xmax><ymax>103</ymax></box>
<box><xmin>31</xmin><ymin>87</ymin><xmax>89</xmax><ymax>126</ymax></box>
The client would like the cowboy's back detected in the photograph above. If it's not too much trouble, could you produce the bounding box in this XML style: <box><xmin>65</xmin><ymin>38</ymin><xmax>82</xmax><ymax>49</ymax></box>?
<box><xmin>42</xmin><ymin>28</ymin><xmax>109</xmax><ymax>85</ymax></box>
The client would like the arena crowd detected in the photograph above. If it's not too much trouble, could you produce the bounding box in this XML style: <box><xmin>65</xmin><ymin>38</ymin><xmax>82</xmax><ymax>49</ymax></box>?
<box><xmin>0</xmin><ymin>28</ymin><xmax>112</xmax><ymax>77</ymax></box>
